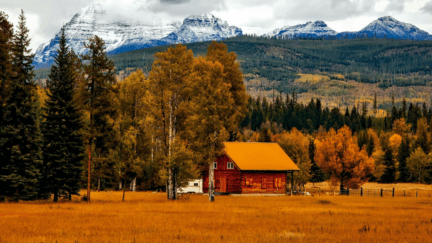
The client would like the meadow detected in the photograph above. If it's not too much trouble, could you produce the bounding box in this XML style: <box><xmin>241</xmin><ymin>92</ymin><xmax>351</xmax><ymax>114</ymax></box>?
<box><xmin>1</xmin><ymin>186</ymin><xmax>432</xmax><ymax>243</ymax></box>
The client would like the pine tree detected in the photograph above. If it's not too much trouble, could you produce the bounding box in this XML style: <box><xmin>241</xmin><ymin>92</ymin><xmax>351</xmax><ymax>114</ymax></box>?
<box><xmin>0</xmin><ymin>11</ymin><xmax>13</xmax><ymax>121</ymax></box>
<box><xmin>398</xmin><ymin>138</ymin><xmax>411</xmax><ymax>182</ymax></box>
<box><xmin>80</xmin><ymin>35</ymin><xmax>116</xmax><ymax>202</ymax></box>
<box><xmin>0</xmin><ymin>10</ymin><xmax>41</xmax><ymax>201</ymax></box>
<box><xmin>41</xmin><ymin>27</ymin><xmax>84</xmax><ymax>201</ymax></box>
<box><xmin>258</xmin><ymin>127</ymin><xmax>272</xmax><ymax>142</ymax></box>
<box><xmin>380</xmin><ymin>148</ymin><xmax>396</xmax><ymax>183</ymax></box>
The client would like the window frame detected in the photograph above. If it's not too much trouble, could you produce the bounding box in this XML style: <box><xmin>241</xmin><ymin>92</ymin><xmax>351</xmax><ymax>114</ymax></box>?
<box><xmin>213</xmin><ymin>162</ymin><xmax>217</xmax><ymax>170</ymax></box>
<box><xmin>227</xmin><ymin>162</ymin><xmax>234</xmax><ymax>169</ymax></box>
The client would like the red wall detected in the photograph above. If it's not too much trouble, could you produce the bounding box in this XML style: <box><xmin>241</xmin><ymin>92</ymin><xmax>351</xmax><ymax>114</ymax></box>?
<box><xmin>203</xmin><ymin>155</ymin><xmax>287</xmax><ymax>194</ymax></box>
<box><xmin>240</xmin><ymin>172</ymin><xmax>286</xmax><ymax>194</ymax></box>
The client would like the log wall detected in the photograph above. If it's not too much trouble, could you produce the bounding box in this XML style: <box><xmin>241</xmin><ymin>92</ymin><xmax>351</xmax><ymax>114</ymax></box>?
<box><xmin>203</xmin><ymin>155</ymin><xmax>288</xmax><ymax>194</ymax></box>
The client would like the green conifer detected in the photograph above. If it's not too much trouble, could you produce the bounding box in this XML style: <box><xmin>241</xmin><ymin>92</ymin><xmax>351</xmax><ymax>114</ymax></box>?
<box><xmin>0</xmin><ymin>10</ymin><xmax>41</xmax><ymax>201</ymax></box>
<box><xmin>380</xmin><ymin>148</ymin><xmax>396</xmax><ymax>183</ymax></box>
<box><xmin>41</xmin><ymin>27</ymin><xmax>85</xmax><ymax>201</ymax></box>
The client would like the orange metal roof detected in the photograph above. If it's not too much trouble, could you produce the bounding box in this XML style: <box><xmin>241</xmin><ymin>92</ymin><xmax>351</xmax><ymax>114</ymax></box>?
<box><xmin>223</xmin><ymin>142</ymin><xmax>300</xmax><ymax>171</ymax></box>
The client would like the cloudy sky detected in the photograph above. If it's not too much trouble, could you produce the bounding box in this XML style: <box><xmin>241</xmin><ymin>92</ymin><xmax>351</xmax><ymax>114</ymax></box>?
<box><xmin>3</xmin><ymin>0</ymin><xmax>432</xmax><ymax>52</ymax></box>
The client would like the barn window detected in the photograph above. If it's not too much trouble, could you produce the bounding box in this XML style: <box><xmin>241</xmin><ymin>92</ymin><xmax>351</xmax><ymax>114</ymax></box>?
<box><xmin>194</xmin><ymin>183</ymin><xmax>198</xmax><ymax>186</ymax></box>
<box><xmin>227</xmin><ymin>162</ymin><xmax>234</xmax><ymax>169</ymax></box>
<box><xmin>213</xmin><ymin>162</ymin><xmax>217</xmax><ymax>169</ymax></box>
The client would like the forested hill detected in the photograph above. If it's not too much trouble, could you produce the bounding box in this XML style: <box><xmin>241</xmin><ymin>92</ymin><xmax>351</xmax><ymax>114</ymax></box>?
<box><xmin>110</xmin><ymin>36</ymin><xmax>432</xmax><ymax>83</ymax></box>
<box><xmin>36</xmin><ymin>36</ymin><xmax>432</xmax><ymax>105</ymax></box>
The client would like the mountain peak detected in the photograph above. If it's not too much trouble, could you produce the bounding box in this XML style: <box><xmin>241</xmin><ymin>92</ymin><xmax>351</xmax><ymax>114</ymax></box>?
<box><xmin>265</xmin><ymin>20</ymin><xmax>336</xmax><ymax>38</ymax></box>
<box><xmin>34</xmin><ymin>9</ymin><xmax>242</xmax><ymax>68</ymax></box>
<box><xmin>360</xmin><ymin>16</ymin><xmax>430</xmax><ymax>40</ymax></box>
<box><xmin>377</xmin><ymin>16</ymin><xmax>397</xmax><ymax>22</ymax></box>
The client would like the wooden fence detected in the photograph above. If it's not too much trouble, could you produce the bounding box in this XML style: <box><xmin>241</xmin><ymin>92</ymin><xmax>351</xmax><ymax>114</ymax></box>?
<box><xmin>304</xmin><ymin>187</ymin><xmax>432</xmax><ymax>197</ymax></box>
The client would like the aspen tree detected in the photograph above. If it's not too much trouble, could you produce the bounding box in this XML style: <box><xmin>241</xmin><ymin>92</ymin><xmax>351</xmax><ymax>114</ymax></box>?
<box><xmin>147</xmin><ymin>44</ymin><xmax>193</xmax><ymax>200</ymax></box>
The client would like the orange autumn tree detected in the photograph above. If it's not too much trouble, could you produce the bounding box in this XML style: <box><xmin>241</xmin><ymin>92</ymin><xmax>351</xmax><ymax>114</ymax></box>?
<box><xmin>315</xmin><ymin>126</ymin><xmax>374</xmax><ymax>190</ymax></box>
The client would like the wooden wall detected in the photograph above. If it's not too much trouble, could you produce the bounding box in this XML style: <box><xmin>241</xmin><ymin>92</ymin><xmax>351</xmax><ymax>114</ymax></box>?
<box><xmin>203</xmin><ymin>155</ymin><xmax>287</xmax><ymax>194</ymax></box>
<box><xmin>240</xmin><ymin>172</ymin><xmax>286</xmax><ymax>194</ymax></box>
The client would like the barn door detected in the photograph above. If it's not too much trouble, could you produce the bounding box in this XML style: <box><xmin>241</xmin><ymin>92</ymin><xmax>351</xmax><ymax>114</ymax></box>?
<box><xmin>221</xmin><ymin>177</ymin><xmax>227</xmax><ymax>192</ymax></box>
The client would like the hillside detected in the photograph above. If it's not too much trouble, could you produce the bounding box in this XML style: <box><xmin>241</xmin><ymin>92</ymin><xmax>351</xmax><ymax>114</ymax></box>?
<box><xmin>35</xmin><ymin>36</ymin><xmax>432</xmax><ymax>109</ymax></box>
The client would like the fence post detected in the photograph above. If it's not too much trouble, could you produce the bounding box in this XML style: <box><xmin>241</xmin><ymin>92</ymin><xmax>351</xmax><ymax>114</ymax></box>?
<box><xmin>392</xmin><ymin>188</ymin><xmax>395</xmax><ymax>197</ymax></box>
<box><xmin>380</xmin><ymin>188</ymin><xmax>383</xmax><ymax>197</ymax></box>
<box><xmin>403</xmin><ymin>190</ymin><xmax>406</xmax><ymax>197</ymax></box>
<box><xmin>361</xmin><ymin>187</ymin><xmax>363</xmax><ymax>197</ymax></box>
<box><xmin>416</xmin><ymin>190</ymin><xmax>418</xmax><ymax>197</ymax></box>
<box><xmin>319</xmin><ymin>188</ymin><xmax>320</xmax><ymax>197</ymax></box>
<box><xmin>347</xmin><ymin>188</ymin><xmax>349</xmax><ymax>196</ymax></box>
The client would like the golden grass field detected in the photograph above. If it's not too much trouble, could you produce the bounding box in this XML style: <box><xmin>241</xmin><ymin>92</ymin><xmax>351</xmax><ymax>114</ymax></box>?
<box><xmin>1</xmin><ymin>187</ymin><xmax>432</xmax><ymax>243</ymax></box>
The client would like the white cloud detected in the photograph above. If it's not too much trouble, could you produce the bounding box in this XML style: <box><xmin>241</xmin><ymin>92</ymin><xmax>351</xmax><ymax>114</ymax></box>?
<box><xmin>3</xmin><ymin>0</ymin><xmax>432</xmax><ymax>53</ymax></box>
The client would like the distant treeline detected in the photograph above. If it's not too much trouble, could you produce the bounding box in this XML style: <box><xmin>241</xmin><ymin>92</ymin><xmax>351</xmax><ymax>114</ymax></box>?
<box><xmin>241</xmin><ymin>93</ymin><xmax>432</xmax><ymax>134</ymax></box>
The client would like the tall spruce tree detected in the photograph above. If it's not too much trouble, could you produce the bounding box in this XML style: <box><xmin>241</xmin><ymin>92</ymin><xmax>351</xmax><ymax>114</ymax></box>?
<box><xmin>80</xmin><ymin>35</ymin><xmax>116</xmax><ymax>202</ymax></box>
<box><xmin>380</xmin><ymin>148</ymin><xmax>396</xmax><ymax>183</ymax></box>
<box><xmin>398</xmin><ymin>138</ymin><xmax>411</xmax><ymax>182</ymax></box>
<box><xmin>41</xmin><ymin>27</ymin><xmax>84</xmax><ymax>202</ymax></box>
<box><xmin>0</xmin><ymin>10</ymin><xmax>41</xmax><ymax>201</ymax></box>
<box><xmin>0</xmin><ymin>11</ymin><xmax>13</xmax><ymax>120</ymax></box>
<box><xmin>0</xmin><ymin>12</ymin><xmax>14</xmax><ymax>201</ymax></box>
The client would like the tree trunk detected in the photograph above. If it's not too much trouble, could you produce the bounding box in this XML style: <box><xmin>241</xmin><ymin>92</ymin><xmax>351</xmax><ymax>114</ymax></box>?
<box><xmin>122</xmin><ymin>179</ymin><xmax>126</xmax><ymax>202</ymax></box>
<box><xmin>87</xmin><ymin>112</ymin><xmax>92</xmax><ymax>203</ymax></box>
<box><xmin>98</xmin><ymin>178</ymin><xmax>100</xmax><ymax>191</ymax></box>
<box><xmin>167</xmin><ymin>99</ymin><xmax>176</xmax><ymax>200</ymax></box>
<box><xmin>168</xmin><ymin>167</ymin><xmax>174</xmax><ymax>200</ymax></box>
<box><xmin>53</xmin><ymin>191</ymin><xmax>58</xmax><ymax>202</ymax></box>
<box><xmin>340</xmin><ymin>179</ymin><xmax>344</xmax><ymax>192</ymax></box>
<box><xmin>87</xmin><ymin>143</ymin><xmax>91</xmax><ymax>203</ymax></box>
<box><xmin>68</xmin><ymin>192</ymin><xmax>72</xmax><ymax>201</ymax></box>
<box><xmin>209</xmin><ymin>163</ymin><xmax>215</xmax><ymax>202</ymax></box>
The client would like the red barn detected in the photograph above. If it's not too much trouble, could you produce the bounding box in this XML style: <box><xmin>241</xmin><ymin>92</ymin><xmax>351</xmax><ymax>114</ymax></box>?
<box><xmin>203</xmin><ymin>142</ymin><xmax>300</xmax><ymax>194</ymax></box>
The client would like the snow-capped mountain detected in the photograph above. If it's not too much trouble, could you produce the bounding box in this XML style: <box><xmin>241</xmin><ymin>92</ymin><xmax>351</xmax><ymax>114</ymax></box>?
<box><xmin>264</xmin><ymin>21</ymin><xmax>337</xmax><ymax>39</ymax></box>
<box><xmin>161</xmin><ymin>14</ymin><xmax>242</xmax><ymax>44</ymax></box>
<box><xmin>358</xmin><ymin>16</ymin><xmax>430</xmax><ymax>40</ymax></box>
<box><xmin>336</xmin><ymin>16</ymin><xmax>431</xmax><ymax>40</ymax></box>
<box><xmin>34</xmin><ymin>6</ymin><xmax>241</xmax><ymax>68</ymax></box>
<box><xmin>34</xmin><ymin>7</ymin><xmax>432</xmax><ymax>69</ymax></box>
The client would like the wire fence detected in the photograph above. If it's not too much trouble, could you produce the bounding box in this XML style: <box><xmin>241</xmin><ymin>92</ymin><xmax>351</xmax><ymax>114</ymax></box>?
<box><xmin>303</xmin><ymin>187</ymin><xmax>432</xmax><ymax>198</ymax></box>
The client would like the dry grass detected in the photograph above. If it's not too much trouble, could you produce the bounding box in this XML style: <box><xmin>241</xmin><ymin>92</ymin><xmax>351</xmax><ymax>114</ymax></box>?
<box><xmin>1</xmin><ymin>190</ymin><xmax>431</xmax><ymax>242</ymax></box>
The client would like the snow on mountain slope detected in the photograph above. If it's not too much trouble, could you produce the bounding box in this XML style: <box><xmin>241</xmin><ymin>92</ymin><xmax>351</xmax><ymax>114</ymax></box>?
<box><xmin>357</xmin><ymin>16</ymin><xmax>431</xmax><ymax>40</ymax></box>
<box><xmin>34</xmin><ymin>7</ymin><xmax>242</xmax><ymax>68</ymax></box>
<box><xmin>34</xmin><ymin>8</ymin><xmax>432</xmax><ymax>69</ymax></box>
<box><xmin>161</xmin><ymin>14</ymin><xmax>242</xmax><ymax>44</ymax></box>
<box><xmin>34</xmin><ymin>4</ymin><xmax>180</xmax><ymax>67</ymax></box>
<box><xmin>264</xmin><ymin>21</ymin><xmax>337</xmax><ymax>38</ymax></box>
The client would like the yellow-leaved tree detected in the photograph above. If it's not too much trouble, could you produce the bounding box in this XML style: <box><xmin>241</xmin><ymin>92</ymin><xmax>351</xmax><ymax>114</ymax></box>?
<box><xmin>277</xmin><ymin>128</ymin><xmax>311</xmax><ymax>191</ymax></box>
<box><xmin>315</xmin><ymin>126</ymin><xmax>374</xmax><ymax>190</ymax></box>
<box><xmin>147</xmin><ymin>44</ymin><xmax>194</xmax><ymax>200</ymax></box>
<box><xmin>109</xmin><ymin>69</ymin><xmax>149</xmax><ymax>201</ymax></box>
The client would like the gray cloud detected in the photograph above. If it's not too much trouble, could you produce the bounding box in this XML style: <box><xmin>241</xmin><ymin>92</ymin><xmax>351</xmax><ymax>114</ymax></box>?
<box><xmin>147</xmin><ymin>0</ymin><xmax>227</xmax><ymax>17</ymax></box>
<box><xmin>421</xmin><ymin>1</ymin><xmax>432</xmax><ymax>13</ymax></box>
<box><xmin>271</xmin><ymin>0</ymin><xmax>410</xmax><ymax>22</ymax></box>
<box><xmin>4</xmin><ymin>0</ymin><xmax>431</xmax><ymax>52</ymax></box>
<box><xmin>160</xmin><ymin>0</ymin><xmax>190</xmax><ymax>4</ymax></box>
